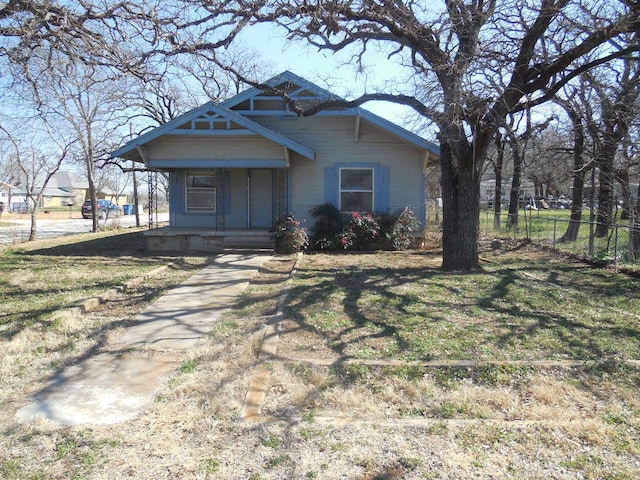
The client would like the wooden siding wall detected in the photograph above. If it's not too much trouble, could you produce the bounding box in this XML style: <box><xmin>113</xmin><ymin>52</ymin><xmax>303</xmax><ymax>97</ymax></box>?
<box><xmin>148</xmin><ymin>136</ymin><xmax>283</xmax><ymax>162</ymax></box>
<box><xmin>254</xmin><ymin>115</ymin><xmax>426</xmax><ymax>227</ymax></box>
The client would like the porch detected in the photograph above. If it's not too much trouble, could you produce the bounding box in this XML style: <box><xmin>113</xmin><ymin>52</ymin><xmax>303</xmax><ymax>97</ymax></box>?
<box><xmin>144</xmin><ymin>227</ymin><xmax>274</xmax><ymax>252</ymax></box>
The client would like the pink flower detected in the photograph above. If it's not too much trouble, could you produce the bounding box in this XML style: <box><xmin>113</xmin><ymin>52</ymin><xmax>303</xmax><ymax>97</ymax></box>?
<box><xmin>341</xmin><ymin>237</ymin><xmax>347</xmax><ymax>246</ymax></box>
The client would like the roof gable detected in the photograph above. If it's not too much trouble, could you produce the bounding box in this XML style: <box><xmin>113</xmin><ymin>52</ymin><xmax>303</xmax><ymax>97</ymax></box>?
<box><xmin>112</xmin><ymin>101</ymin><xmax>315</xmax><ymax>161</ymax></box>
<box><xmin>222</xmin><ymin>71</ymin><xmax>439</xmax><ymax>156</ymax></box>
<box><xmin>221</xmin><ymin>71</ymin><xmax>341</xmax><ymax>114</ymax></box>
<box><xmin>111</xmin><ymin>71</ymin><xmax>439</xmax><ymax>161</ymax></box>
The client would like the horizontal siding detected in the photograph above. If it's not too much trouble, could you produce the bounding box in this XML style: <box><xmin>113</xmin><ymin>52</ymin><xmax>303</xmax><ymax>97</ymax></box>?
<box><xmin>148</xmin><ymin>136</ymin><xmax>284</xmax><ymax>161</ymax></box>
<box><xmin>254</xmin><ymin>116</ymin><xmax>425</xmax><ymax>225</ymax></box>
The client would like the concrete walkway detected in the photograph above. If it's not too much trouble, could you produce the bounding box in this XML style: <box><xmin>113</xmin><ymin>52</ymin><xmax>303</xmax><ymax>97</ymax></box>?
<box><xmin>16</xmin><ymin>253</ymin><xmax>271</xmax><ymax>426</ymax></box>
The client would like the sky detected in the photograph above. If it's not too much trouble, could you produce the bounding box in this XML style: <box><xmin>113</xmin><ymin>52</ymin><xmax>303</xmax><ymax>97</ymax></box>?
<box><xmin>234</xmin><ymin>23</ymin><xmax>425</xmax><ymax>133</ymax></box>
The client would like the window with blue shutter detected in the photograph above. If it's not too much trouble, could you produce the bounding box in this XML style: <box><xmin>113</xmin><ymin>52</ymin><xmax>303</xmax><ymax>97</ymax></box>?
<box><xmin>324</xmin><ymin>163</ymin><xmax>390</xmax><ymax>213</ymax></box>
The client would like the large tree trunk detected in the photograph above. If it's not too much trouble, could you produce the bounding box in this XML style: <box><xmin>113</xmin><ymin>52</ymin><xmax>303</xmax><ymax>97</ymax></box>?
<box><xmin>560</xmin><ymin>110</ymin><xmax>586</xmax><ymax>242</ymax></box>
<box><xmin>440</xmin><ymin>143</ymin><xmax>481</xmax><ymax>271</ymax></box>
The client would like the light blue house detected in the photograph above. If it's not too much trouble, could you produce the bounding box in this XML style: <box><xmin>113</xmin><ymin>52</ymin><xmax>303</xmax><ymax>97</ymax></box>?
<box><xmin>112</xmin><ymin>71</ymin><xmax>439</xmax><ymax>251</ymax></box>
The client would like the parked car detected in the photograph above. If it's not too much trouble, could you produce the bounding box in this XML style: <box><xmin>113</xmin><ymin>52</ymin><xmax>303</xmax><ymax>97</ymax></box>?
<box><xmin>81</xmin><ymin>199</ymin><xmax>122</xmax><ymax>219</ymax></box>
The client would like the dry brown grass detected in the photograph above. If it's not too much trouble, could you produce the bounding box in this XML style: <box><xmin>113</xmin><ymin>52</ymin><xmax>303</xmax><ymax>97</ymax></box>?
<box><xmin>1</xmin><ymin>242</ymin><xmax>639</xmax><ymax>479</ymax></box>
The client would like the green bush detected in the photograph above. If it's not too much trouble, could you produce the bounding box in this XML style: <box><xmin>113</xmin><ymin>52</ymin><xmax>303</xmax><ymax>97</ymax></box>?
<box><xmin>272</xmin><ymin>213</ymin><xmax>308</xmax><ymax>253</ymax></box>
<box><xmin>309</xmin><ymin>205</ymin><xmax>421</xmax><ymax>251</ymax></box>
<box><xmin>309</xmin><ymin>203</ymin><xmax>343</xmax><ymax>250</ymax></box>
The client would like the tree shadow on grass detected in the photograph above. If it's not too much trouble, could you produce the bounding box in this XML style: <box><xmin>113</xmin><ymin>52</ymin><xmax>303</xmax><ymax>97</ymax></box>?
<box><xmin>281</xmin><ymin>252</ymin><xmax>640</xmax><ymax>363</ymax></box>
<box><xmin>12</xmin><ymin>230</ymin><xmax>152</xmax><ymax>258</ymax></box>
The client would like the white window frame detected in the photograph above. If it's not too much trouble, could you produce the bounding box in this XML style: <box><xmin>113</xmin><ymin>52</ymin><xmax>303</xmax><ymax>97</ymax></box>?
<box><xmin>339</xmin><ymin>167</ymin><xmax>374</xmax><ymax>212</ymax></box>
<box><xmin>185</xmin><ymin>174</ymin><xmax>217</xmax><ymax>213</ymax></box>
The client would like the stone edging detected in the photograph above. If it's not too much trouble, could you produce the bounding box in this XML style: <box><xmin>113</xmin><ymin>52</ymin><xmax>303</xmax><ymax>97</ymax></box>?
<box><xmin>241</xmin><ymin>253</ymin><xmax>301</xmax><ymax>419</ymax></box>
<box><xmin>76</xmin><ymin>264</ymin><xmax>171</xmax><ymax>314</ymax></box>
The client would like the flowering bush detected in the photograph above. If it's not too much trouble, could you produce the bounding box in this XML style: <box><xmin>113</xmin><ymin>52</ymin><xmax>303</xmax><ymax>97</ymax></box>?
<box><xmin>272</xmin><ymin>213</ymin><xmax>308</xmax><ymax>253</ymax></box>
<box><xmin>341</xmin><ymin>212</ymin><xmax>380</xmax><ymax>250</ymax></box>
<box><xmin>388</xmin><ymin>207</ymin><xmax>420</xmax><ymax>250</ymax></box>
<box><xmin>309</xmin><ymin>205</ymin><xmax>421</xmax><ymax>251</ymax></box>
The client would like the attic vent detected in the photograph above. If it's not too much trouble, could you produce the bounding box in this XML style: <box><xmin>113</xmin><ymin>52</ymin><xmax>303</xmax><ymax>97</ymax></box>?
<box><xmin>233</xmin><ymin>100</ymin><xmax>251</xmax><ymax>110</ymax></box>
<box><xmin>193</xmin><ymin>121</ymin><xmax>211</xmax><ymax>130</ymax></box>
<box><xmin>253</xmin><ymin>98</ymin><xmax>285</xmax><ymax>111</ymax></box>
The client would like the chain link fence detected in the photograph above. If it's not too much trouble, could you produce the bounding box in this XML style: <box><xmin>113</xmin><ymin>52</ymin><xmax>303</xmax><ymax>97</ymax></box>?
<box><xmin>481</xmin><ymin>210</ymin><xmax>640</xmax><ymax>271</ymax></box>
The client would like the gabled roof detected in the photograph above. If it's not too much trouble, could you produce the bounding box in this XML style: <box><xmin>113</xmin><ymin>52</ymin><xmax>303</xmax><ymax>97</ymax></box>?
<box><xmin>111</xmin><ymin>71</ymin><xmax>439</xmax><ymax>162</ymax></box>
<box><xmin>220</xmin><ymin>70</ymin><xmax>340</xmax><ymax>110</ymax></box>
<box><xmin>222</xmin><ymin>71</ymin><xmax>439</xmax><ymax>156</ymax></box>
<box><xmin>112</xmin><ymin>101</ymin><xmax>315</xmax><ymax>162</ymax></box>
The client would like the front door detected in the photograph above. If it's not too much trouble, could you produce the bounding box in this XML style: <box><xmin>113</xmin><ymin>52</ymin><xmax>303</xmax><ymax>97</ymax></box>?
<box><xmin>249</xmin><ymin>169</ymin><xmax>273</xmax><ymax>228</ymax></box>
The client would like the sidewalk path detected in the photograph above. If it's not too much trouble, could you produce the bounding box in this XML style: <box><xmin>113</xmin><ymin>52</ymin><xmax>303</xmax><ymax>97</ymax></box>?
<box><xmin>16</xmin><ymin>253</ymin><xmax>271</xmax><ymax>426</ymax></box>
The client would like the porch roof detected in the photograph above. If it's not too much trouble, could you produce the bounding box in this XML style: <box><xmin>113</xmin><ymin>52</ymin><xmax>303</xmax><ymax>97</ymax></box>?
<box><xmin>111</xmin><ymin>102</ymin><xmax>315</xmax><ymax>164</ymax></box>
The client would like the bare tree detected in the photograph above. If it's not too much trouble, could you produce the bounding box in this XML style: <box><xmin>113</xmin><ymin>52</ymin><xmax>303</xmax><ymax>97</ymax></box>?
<box><xmin>555</xmin><ymin>81</ymin><xmax>592</xmax><ymax>242</ymax></box>
<box><xmin>586</xmin><ymin>57</ymin><xmax>640</xmax><ymax>238</ymax></box>
<box><xmin>501</xmin><ymin>110</ymin><xmax>556</xmax><ymax>228</ymax></box>
<box><xmin>0</xmin><ymin>124</ymin><xmax>74</xmax><ymax>241</ymax></box>
<box><xmin>17</xmin><ymin>54</ymin><xmax>134</xmax><ymax>232</ymax></box>
<box><xmin>159</xmin><ymin>0</ymin><xmax>640</xmax><ymax>270</ymax></box>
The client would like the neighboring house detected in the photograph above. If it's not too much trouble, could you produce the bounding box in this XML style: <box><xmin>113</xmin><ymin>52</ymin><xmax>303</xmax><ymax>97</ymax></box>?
<box><xmin>16</xmin><ymin>171</ymin><xmax>127</xmax><ymax>209</ymax></box>
<box><xmin>111</xmin><ymin>71</ymin><xmax>440</xmax><ymax>251</ymax></box>
<box><xmin>0</xmin><ymin>181</ymin><xmax>28</xmax><ymax>212</ymax></box>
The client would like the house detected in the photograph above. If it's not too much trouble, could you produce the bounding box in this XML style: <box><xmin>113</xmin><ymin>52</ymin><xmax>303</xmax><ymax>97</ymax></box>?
<box><xmin>30</xmin><ymin>171</ymin><xmax>128</xmax><ymax>209</ymax></box>
<box><xmin>111</xmin><ymin>71</ymin><xmax>440</xmax><ymax>251</ymax></box>
<box><xmin>0</xmin><ymin>181</ymin><xmax>28</xmax><ymax>213</ymax></box>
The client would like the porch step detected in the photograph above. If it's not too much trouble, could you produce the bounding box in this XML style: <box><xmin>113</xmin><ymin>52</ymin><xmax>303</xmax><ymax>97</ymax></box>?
<box><xmin>144</xmin><ymin>228</ymin><xmax>274</xmax><ymax>252</ymax></box>
<box><xmin>223</xmin><ymin>231</ymin><xmax>274</xmax><ymax>249</ymax></box>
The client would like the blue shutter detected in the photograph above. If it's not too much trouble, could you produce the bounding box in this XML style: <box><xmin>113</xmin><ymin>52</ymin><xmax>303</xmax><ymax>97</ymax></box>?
<box><xmin>375</xmin><ymin>166</ymin><xmax>390</xmax><ymax>212</ymax></box>
<box><xmin>324</xmin><ymin>166</ymin><xmax>338</xmax><ymax>206</ymax></box>
<box><xmin>170</xmin><ymin>172</ymin><xmax>186</xmax><ymax>213</ymax></box>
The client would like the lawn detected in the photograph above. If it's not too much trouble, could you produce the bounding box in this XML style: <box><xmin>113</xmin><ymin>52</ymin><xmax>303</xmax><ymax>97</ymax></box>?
<box><xmin>480</xmin><ymin>208</ymin><xmax>640</xmax><ymax>268</ymax></box>
<box><xmin>1</xmin><ymin>232</ymin><xmax>639</xmax><ymax>479</ymax></box>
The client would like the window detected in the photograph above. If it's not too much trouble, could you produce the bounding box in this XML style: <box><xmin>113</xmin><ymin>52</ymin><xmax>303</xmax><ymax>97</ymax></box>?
<box><xmin>186</xmin><ymin>174</ymin><xmax>216</xmax><ymax>212</ymax></box>
<box><xmin>340</xmin><ymin>168</ymin><xmax>374</xmax><ymax>212</ymax></box>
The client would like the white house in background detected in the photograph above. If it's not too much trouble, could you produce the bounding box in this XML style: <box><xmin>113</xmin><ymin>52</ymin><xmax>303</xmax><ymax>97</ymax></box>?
<box><xmin>111</xmin><ymin>71</ymin><xmax>440</xmax><ymax>251</ymax></box>
<box><xmin>0</xmin><ymin>181</ymin><xmax>27</xmax><ymax>212</ymax></box>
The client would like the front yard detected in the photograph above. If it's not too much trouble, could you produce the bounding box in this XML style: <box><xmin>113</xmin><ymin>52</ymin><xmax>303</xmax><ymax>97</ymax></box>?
<box><xmin>1</xmin><ymin>232</ymin><xmax>639</xmax><ymax>479</ymax></box>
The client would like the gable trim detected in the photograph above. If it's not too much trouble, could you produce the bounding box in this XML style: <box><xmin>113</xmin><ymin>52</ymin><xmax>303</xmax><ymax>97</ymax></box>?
<box><xmin>112</xmin><ymin>101</ymin><xmax>315</xmax><ymax>161</ymax></box>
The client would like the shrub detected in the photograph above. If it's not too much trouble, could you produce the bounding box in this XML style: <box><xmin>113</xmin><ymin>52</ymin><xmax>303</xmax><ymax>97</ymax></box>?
<box><xmin>309</xmin><ymin>203</ymin><xmax>343</xmax><ymax>250</ymax></box>
<box><xmin>341</xmin><ymin>211</ymin><xmax>380</xmax><ymax>250</ymax></box>
<box><xmin>308</xmin><ymin>205</ymin><xmax>421</xmax><ymax>252</ymax></box>
<box><xmin>387</xmin><ymin>207</ymin><xmax>420</xmax><ymax>250</ymax></box>
<box><xmin>272</xmin><ymin>213</ymin><xmax>308</xmax><ymax>253</ymax></box>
